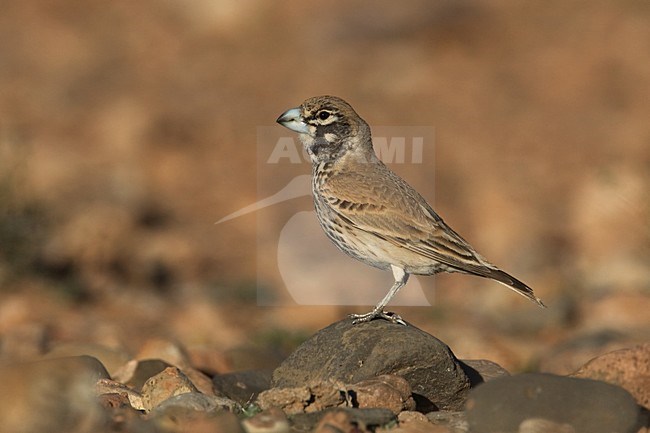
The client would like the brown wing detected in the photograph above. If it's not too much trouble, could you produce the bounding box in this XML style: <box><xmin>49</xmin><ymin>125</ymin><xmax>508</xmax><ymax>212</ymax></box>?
<box><xmin>321</xmin><ymin>162</ymin><xmax>486</xmax><ymax>267</ymax></box>
<box><xmin>320</xmin><ymin>161</ymin><xmax>545</xmax><ymax>306</ymax></box>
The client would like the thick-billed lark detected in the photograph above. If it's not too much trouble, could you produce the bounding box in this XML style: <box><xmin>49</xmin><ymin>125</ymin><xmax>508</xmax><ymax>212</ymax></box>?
<box><xmin>277</xmin><ymin>96</ymin><xmax>545</xmax><ymax>325</ymax></box>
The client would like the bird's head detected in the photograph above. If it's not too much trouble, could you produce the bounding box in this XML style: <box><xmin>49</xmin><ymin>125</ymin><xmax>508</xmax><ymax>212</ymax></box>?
<box><xmin>276</xmin><ymin>96</ymin><xmax>373</xmax><ymax>164</ymax></box>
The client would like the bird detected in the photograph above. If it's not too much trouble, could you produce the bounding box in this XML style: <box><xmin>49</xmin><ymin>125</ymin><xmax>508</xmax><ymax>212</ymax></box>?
<box><xmin>276</xmin><ymin>96</ymin><xmax>545</xmax><ymax>325</ymax></box>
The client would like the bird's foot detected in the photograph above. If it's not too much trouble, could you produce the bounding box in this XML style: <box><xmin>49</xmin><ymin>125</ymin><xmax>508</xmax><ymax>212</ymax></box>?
<box><xmin>349</xmin><ymin>309</ymin><xmax>406</xmax><ymax>326</ymax></box>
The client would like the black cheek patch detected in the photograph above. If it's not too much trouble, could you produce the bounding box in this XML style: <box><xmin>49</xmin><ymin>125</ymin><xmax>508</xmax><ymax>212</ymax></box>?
<box><xmin>310</xmin><ymin>137</ymin><xmax>330</xmax><ymax>155</ymax></box>
<box><xmin>316</xmin><ymin>123</ymin><xmax>341</xmax><ymax>138</ymax></box>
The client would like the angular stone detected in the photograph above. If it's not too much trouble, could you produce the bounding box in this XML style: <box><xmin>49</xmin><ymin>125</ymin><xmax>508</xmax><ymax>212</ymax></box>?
<box><xmin>114</xmin><ymin>357</ymin><xmax>215</xmax><ymax>396</ymax></box>
<box><xmin>271</xmin><ymin>319</ymin><xmax>470</xmax><ymax>411</ymax></box>
<box><xmin>136</xmin><ymin>338</ymin><xmax>192</xmax><ymax>367</ymax></box>
<box><xmin>141</xmin><ymin>366</ymin><xmax>198</xmax><ymax>412</ymax></box>
<box><xmin>572</xmin><ymin>343</ymin><xmax>650</xmax><ymax>410</ymax></box>
<box><xmin>257</xmin><ymin>375</ymin><xmax>415</xmax><ymax>416</ymax></box>
<box><xmin>466</xmin><ymin>373</ymin><xmax>641</xmax><ymax>433</ymax></box>
<box><xmin>257</xmin><ymin>381</ymin><xmax>347</xmax><ymax>414</ymax></box>
<box><xmin>96</xmin><ymin>378</ymin><xmax>145</xmax><ymax>410</ymax></box>
<box><xmin>351</xmin><ymin>375</ymin><xmax>416</xmax><ymax>414</ymax></box>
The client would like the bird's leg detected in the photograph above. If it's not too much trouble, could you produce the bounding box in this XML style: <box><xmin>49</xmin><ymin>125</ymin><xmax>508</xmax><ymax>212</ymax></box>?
<box><xmin>350</xmin><ymin>265</ymin><xmax>409</xmax><ymax>325</ymax></box>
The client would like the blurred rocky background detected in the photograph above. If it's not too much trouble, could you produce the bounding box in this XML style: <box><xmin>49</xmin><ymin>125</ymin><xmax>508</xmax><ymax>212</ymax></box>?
<box><xmin>1</xmin><ymin>0</ymin><xmax>649</xmax><ymax>389</ymax></box>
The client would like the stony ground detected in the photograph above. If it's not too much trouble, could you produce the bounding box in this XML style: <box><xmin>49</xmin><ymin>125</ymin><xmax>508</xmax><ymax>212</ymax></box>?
<box><xmin>0</xmin><ymin>1</ymin><xmax>649</xmax><ymax>432</ymax></box>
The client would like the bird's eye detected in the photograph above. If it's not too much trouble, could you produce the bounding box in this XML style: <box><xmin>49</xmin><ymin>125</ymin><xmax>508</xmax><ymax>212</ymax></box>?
<box><xmin>318</xmin><ymin>111</ymin><xmax>331</xmax><ymax>121</ymax></box>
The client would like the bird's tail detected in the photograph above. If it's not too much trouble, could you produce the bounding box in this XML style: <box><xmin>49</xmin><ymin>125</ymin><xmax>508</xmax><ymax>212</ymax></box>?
<box><xmin>476</xmin><ymin>267</ymin><xmax>546</xmax><ymax>308</ymax></box>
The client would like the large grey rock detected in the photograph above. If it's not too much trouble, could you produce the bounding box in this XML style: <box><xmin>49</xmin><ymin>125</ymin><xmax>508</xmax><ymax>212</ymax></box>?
<box><xmin>466</xmin><ymin>373</ymin><xmax>641</xmax><ymax>433</ymax></box>
<box><xmin>271</xmin><ymin>319</ymin><xmax>470</xmax><ymax>411</ymax></box>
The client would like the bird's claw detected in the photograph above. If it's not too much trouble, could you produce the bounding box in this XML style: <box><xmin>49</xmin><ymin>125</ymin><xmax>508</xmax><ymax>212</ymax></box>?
<box><xmin>349</xmin><ymin>310</ymin><xmax>406</xmax><ymax>326</ymax></box>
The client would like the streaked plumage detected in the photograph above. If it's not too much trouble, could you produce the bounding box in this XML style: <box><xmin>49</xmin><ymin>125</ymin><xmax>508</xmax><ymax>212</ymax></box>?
<box><xmin>277</xmin><ymin>96</ymin><xmax>545</xmax><ymax>324</ymax></box>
